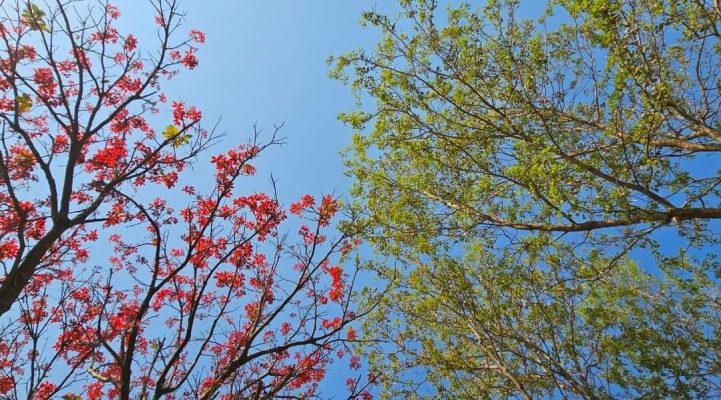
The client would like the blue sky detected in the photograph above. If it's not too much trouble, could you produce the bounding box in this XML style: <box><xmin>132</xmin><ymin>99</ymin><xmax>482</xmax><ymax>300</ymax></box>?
<box><xmin>176</xmin><ymin>2</ymin><xmax>386</xmax><ymax>395</ymax></box>
<box><xmin>121</xmin><ymin>0</ymin><xmax>385</xmax><ymax>204</ymax></box>
<box><xmin>118</xmin><ymin>1</ymin><xmax>388</xmax><ymax>397</ymax></box>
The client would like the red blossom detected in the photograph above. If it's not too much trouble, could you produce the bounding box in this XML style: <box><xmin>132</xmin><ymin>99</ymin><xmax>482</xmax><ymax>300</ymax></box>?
<box><xmin>106</xmin><ymin>4</ymin><xmax>121</xmax><ymax>19</ymax></box>
<box><xmin>56</xmin><ymin>59</ymin><xmax>77</xmax><ymax>73</ymax></box>
<box><xmin>172</xmin><ymin>101</ymin><xmax>185</xmax><ymax>125</ymax></box>
<box><xmin>189</xmin><ymin>29</ymin><xmax>206</xmax><ymax>43</ymax></box>
<box><xmin>321</xmin><ymin>317</ymin><xmax>342</xmax><ymax>330</ymax></box>
<box><xmin>31</xmin><ymin>382</ymin><xmax>56</xmax><ymax>400</ymax></box>
<box><xmin>290</xmin><ymin>194</ymin><xmax>315</xmax><ymax>215</ymax></box>
<box><xmin>124</xmin><ymin>34</ymin><xmax>137</xmax><ymax>52</ymax></box>
<box><xmin>0</xmin><ymin>375</ymin><xmax>13</xmax><ymax>395</ymax></box>
<box><xmin>33</xmin><ymin>68</ymin><xmax>57</xmax><ymax>99</ymax></box>
<box><xmin>318</xmin><ymin>195</ymin><xmax>338</xmax><ymax>227</ymax></box>
<box><xmin>328</xmin><ymin>266</ymin><xmax>344</xmax><ymax>302</ymax></box>
<box><xmin>185</xmin><ymin>105</ymin><xmax>202</xmax><ymax>122</ymax></box>
<box><xmin>52</xmin><ymin>134</ymin><xmax>69</xmax><ymax>153</ymax></box>
<box><xmin>349</xmin><ymin>355</ymin><xmax>361</xmax><ymax>370</ymax></box>
<box><xmin>73</xmin><ymin>48</ymin><xmax>91</xmax><ymax>68</ymax></box>
<box><xmin>181</xmin><ymin>49</ymin><xmax>199</xmax><ymax>69</ymax></box>
<box><xmin>90</xmin><ymin>27</ymin><xmax>120</xmax><ymax>44</ymax></box>
<box><xmin>17</xmin><ymin>45</ymin><xmax>36</xmax><ymax>61</ymax></box>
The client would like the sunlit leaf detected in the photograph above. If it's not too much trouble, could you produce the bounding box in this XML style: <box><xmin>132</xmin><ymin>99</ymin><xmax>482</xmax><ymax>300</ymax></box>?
<box><xmin>162</xmin><ymin>124</ymin><xmax>191</xmax><ymax>147</ymax></box>
<box><xmin>16</xmin><ymin>94</ymin><xmax>32</xmax><ymax>113</ymax></box>
<box><xmin>22</xmin><ymin>3</ymin><xmax>50</xmax><ymax>32</ymax></box>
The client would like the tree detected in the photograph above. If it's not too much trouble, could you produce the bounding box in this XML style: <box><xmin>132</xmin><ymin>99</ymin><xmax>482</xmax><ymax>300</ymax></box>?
<box><xmin>0</xmin><ymin>0</ymin><xmax>208</xmax><ymax>317</ymax></box>
<box><xmin>332</xmin><ymin>0</ymin><xmax>721</xmax><ymax>398</ymax></box>
<box><xmin>0</xmin><ymin>1</ymin><xmax>370</xmax><ymax>398</ymax></box>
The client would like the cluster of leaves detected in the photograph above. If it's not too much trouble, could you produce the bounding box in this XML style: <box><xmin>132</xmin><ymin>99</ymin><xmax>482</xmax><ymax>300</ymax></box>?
<box><xmin>332</xmin><ymin>0</ymin><xmax>721</xmax><ymax>398</ymax></box>
<box><xmin>0</xmin><ymin>1</ymin><xmax>372</xmax><ymax>399</ymax></box>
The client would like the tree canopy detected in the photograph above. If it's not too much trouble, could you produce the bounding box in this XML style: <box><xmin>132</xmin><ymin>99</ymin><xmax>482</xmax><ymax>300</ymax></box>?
<box><xmin>332</xmin><ymin>0</ymin><xmax>721</xmax><ymax>398</ymax></box>
<box><xmin>0</xmin><ymin>1</ymin><xmax>370</xmax><ymax>398</ymax></box>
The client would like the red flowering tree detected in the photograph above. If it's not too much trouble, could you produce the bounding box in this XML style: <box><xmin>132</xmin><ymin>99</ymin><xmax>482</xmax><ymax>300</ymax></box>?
<box><xmin>0</xmin><ymin>1</ymin><xmax>370</xmax><ymax>399</ymax></box>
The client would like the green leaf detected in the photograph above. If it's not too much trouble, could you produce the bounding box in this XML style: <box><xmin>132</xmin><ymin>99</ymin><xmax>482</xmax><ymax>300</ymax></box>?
<box><xmin>22</xmin><ymin>3</ymin><xmax>50</xmax><ymax>32</ymax></box>
<box><xmin>162</xmin><ymin>124</ymin><xmax>191</xmax><ymax>147</ymax></box>
<box><xmin>16</xmin><ymin>94</ymin><xmax>32</xmax><ymax>113</ymax></box>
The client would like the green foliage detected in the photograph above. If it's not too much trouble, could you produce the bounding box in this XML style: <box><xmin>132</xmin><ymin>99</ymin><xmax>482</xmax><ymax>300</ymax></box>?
<box><xmin>162</xmin><ymin>124</ymin><xmax>191</xmax><ymax>147</ymax></box>
<box><xmin>16</xmin><ymin>93</ymin><xmax>32</xmax><ymax>113</ymax></box>
<box><xmin>362</xmin><ymin>246</ymin><xmax>721</xmax><ymax>399</ymax></box>
<box><xmin>334</xmin><ymin>0</ymin><xmax>721</xmax><ymax>397</ymax></box>
<box><xmin>22</xmin><ymin>3</ymin><xmax>49</xmax><ymax>32</ymax></box>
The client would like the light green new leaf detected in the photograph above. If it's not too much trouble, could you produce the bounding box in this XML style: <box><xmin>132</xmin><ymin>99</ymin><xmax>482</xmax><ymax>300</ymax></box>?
<box><xmin>22</xmin><ymin>3</ymin><xmax>50</xmax><ymax>32</ymax></box>
<box><xmin>162</xmin><ymin>124</ymin><xmax>191</xmax><ymax>147</ymax></box>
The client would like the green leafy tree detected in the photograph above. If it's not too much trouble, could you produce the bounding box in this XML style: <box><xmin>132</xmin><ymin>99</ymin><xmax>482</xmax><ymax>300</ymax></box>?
<box><xmin>332</xmin><ymin>0</ymin><xmax>721</xmax><ymax>398</ymax></box>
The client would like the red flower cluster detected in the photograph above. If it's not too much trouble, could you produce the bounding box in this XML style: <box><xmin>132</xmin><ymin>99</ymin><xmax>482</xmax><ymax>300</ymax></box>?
<box><xmin>189</xmin><ymin>29</ymin><xmax>206</xmax><ymax>43</ymax></box>
<box><xmin>290</xmin><ymin>194</ymin><xmax>315</xmax><ymax>215</ymax></box>
<box><xmin>328</xmin><ymin>266</ymin><xmax>344</xmax><ymax>302</ymax></box>
<box><xmin>33</xmin><ymin>68</ymin><xmax>57</xmax><ymax>99</ymax></box>
<box><xmin>172</xmin><ymin>100</ymin><xmax>202</xmax><ymax>125</ymax></box>
<box><xmin>182</xmin><ymin>49</ymin><xmax>198</xmax><ymax>69</ymax></box>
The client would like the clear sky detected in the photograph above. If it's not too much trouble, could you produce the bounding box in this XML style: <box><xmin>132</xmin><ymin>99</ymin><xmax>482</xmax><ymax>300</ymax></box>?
<box><xmin>119</xmin><ymin>1</ymin><xmax>387</xmax><ymax>396</ymax></box>
<box><xmin>121</xmin><ymin>0</ymin><xmax>386</xmax><ymax>204</ymax></box>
